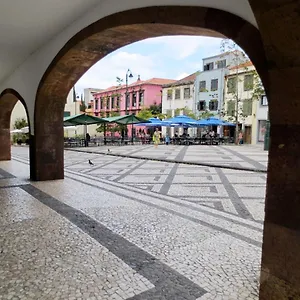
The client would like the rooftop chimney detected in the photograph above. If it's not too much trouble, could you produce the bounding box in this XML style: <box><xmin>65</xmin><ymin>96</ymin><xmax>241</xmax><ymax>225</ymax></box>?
<box><xmin>137</xmin><ymin>75</ymin><xmax>141</xmax><ymax>81</ymax></box>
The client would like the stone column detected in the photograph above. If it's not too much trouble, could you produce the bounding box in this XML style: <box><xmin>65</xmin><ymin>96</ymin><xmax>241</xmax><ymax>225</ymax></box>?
<box><xmin>0</xmin><ymin>94</ymin><xmax>18</xmax><ymax>161</ymax></box>
<box><xmin>248</xmin><ymin>1</ymin><xmax>300</xmax><ymax>299</ymax></box>
<box><xmin>30</xmin><ymin>97</ymin><xmax>65</xmax><ymax>181</ymax></box>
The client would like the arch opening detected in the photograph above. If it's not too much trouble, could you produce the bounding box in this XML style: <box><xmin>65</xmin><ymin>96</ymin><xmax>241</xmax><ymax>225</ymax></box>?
<box><xmin>32</xmin><ymin>6</ymin><xmax>267</xmax><ymax>181</ymax></box>
<box><xmin>0</xmin><ymin>89</ymin><xmax>31</xmax><ymax>164</ymax></box>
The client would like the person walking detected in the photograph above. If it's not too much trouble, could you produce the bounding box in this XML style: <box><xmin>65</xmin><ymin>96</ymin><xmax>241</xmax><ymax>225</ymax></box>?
<box><xmin>165</xmin><ymin>134</ymin><xmax>170</xmax><ymax>145</ymax></box>
<box><xmin>238</xmin><ymin>131</ymin><xmax>243</xmax><ymax>145</ymax></box>
<box><xmin>152</xmin><ymin>128</ymin><xmax>160</xmax><ymax>148</ymax></box>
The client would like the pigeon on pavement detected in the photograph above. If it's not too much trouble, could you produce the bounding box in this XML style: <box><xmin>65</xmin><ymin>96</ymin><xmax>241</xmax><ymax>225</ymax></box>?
<box><xmin>88</xmin><ymin>159</ymin><xmax>94</xmax><ymax>166</ymax></box>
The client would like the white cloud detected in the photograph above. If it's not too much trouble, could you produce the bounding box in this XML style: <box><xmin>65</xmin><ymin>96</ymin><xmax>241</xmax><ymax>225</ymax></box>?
<box><xmin>143</xmin><ymin>36</ymin><xmax>223</xmax><ymax>60</ymax></box>
<box><xmin>175</xmin><ymin>72</ymin><xmax>189</xmax><ymax>80</ymax></box>
<box><xmin>75</xmin><ymin>36</ymin><xmax>226</xmax><ymax>94</ymax></box>
<box><xmin>76</xmin><ymin>51</ymin><xmax>165</xmax><ymax>94</ymax></box>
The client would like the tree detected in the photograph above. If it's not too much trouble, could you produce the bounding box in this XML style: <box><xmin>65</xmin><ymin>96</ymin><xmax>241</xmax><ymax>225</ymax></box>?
<box><xmin>220</xmin><ymin>38</ymin><xmax>265</xmax><ymax>144</ymax></box>
<box><xmin>137</xmin><ymin>108</ymin><xmax>153</xmax><ymax>120</ymax></box>
<box><xmin>80</xmin><ymin>99</ymin><xmax>86</xmax><ymax>112</ymax></box>
<box><xmin>182</xmin><ymin>107</ymin><xmax>197</xmax><ymax>119</ymax></box>
<box><xmin>198</xmin><ymin>110</ymin><xmax>215</xmax><ymax>120</ymax></box>
<box><xmin>14</xmin><ymin>118</ymin><xmax>28</xmax><ymax>129</ymax></box>
<box><xmin>96</xmin><ymin>111</ymin><xmax>123</xmax><ymax>136</ymax></box>
<box><xmin>149</xmin><ymin>103</ymin><xmax>162</xmax><ymax>116</ymax></box>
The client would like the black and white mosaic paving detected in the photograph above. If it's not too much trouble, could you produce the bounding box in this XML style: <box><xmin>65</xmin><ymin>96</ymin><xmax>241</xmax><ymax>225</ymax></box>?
<box><xmin>0</xmin><ymin>145</ymin><xmax>268</xmax><ymax>299</ymax></box>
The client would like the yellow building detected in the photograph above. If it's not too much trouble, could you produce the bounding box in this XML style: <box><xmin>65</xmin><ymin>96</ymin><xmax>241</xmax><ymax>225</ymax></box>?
<box><xmin>223</xmin><ymin>61</ymin><xmax>266</xmax><ymax>144</ymax></box>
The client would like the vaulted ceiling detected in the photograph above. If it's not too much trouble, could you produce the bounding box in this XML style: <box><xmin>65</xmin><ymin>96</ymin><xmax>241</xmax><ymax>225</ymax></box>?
<box><xmin>0</xmin><ymin>0</ymin><xmax>255</xmax><ymax>84</ymax></box>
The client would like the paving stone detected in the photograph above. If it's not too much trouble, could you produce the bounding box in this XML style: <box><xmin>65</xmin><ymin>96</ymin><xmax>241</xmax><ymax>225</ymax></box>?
<box><xmin>0</xmin><ymin>145</ymin><xmax>268</xmax><ymax>300</ymax></box>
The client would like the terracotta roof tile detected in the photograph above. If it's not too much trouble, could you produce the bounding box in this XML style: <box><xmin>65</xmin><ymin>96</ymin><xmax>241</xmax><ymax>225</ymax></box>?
<box><xmin>93</xmin><ymin>77</ymin><xmax>176</xmax><ymax>95</ymax></box>
<box><xmin>229</xmin><ymin>61</ymin><xmax>253</xmax><ymax>70</ymax></box>
<box><xmin>162</xmin><ymin>72</ymin><xmax>198</xmax><ymax>87</ymax></box>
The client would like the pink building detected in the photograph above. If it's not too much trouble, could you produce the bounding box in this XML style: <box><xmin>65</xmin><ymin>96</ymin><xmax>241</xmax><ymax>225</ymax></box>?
<box><xmin>93</xmin><ymin>77</ymin><xmax>175</xmax><ymax>117</ymax></box>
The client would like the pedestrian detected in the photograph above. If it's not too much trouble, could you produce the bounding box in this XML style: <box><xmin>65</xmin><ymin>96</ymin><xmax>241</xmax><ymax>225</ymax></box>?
<box><xmin>85</xmin><ymin>132</ymin><xmax>90</xmax><ymax>147</ymax></box>
<box><xmin>152</xmin><ymin>128</ymin><xmax>160</xmax><ymax>148</ymax></box>
<box><xmin>165</xmin><ymin>134</ymin><xmax>170</xmax><ymax>145</ymax></box>
<box><xmin>238</xmin><ymin>131</ymin><xmax>243</xmax><ymax>145</ymax></box>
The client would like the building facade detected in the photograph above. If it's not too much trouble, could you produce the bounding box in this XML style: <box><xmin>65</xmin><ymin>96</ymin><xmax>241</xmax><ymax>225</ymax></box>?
<box><xmin>161</xmin><ymin>73</ymin><xmax>197</xmax><ymax>136</ymax></box>
<box><xmin>256</xmin><ymin>94</ymin><xmax>268</xmax><ymax>144</ymax></box>
<box><xmin>161</xmin><ymin>73</ymin><xmax>197</xmax><ymax>117</ymax></box>
<box><xmin>93</xmin><ymin>77</ymin><xmax>175</xmax><ymax>117</ymax></box>
<box><xmin>64</xmin><ymin>88</ymin><xmax>81</xmax><ymax>118</ymax></box>
<box><xmin>223</xmin><ymin>61</ymin><xmax>267</xmax><ymax>144</ymax></box>
<box><xmin>194</xmin><ymin>51</ymin><xmax>245</xmax><ymax>118</ymax></box>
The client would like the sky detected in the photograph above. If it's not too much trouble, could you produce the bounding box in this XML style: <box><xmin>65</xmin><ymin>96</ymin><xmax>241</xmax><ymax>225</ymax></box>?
<box><xmin>75</xmin><ymin>36</ymin><xmax>225</xmax><ymax>95</ymax></box>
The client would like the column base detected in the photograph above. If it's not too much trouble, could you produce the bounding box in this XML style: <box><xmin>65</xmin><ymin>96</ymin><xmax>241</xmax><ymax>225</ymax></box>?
<box><xmin>260</xmin><ymin>222</ymin><xmax>300</xmax><ymax>300</ymax></box>
<box><xmin>29</xmin><ymin>134</ymin><xmax>64</xmax><ymax>181</ymax></box>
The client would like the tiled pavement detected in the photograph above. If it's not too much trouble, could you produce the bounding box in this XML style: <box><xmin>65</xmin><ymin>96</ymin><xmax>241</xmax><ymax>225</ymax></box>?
<box><xmin>0</xmin><ymin>144</ymin><xmax>268</xmax><ymax>300</ymax></box>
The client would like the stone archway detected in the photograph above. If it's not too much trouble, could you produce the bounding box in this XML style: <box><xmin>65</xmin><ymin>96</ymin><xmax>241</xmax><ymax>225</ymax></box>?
<box><xmin>32</xmin><ymin>6</ymin><xmax>267</xmax><ymax>181</ymax></box>
<box><xmin>0</xmin><ymin>89</ymin><xmax>31</xmax><ymax>162</ymax></box>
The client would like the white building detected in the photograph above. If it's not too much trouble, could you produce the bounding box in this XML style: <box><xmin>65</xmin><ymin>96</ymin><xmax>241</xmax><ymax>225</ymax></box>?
<box><xmin>194</xmin><ymin>50</ymin><xmax>245</xmax><ymax>118</ymax></box>
<box><xmin>161</xmin><ymin>73</ymin><xmax>197</xmax><ymax>136</ymax></box>
<box><xmin>223</xmin><ymin>61</ymin><xmax>268</xmax><ymax>144</ymax></box>
<box><xmin>64</xmin><ymin>88</ymin><xmax>81</xmax><ymax>118</ymax></box>
<box><xmin>256</xmin><ymin>94</ymin><xmax>268</xmax><ymax>144</ymax></box>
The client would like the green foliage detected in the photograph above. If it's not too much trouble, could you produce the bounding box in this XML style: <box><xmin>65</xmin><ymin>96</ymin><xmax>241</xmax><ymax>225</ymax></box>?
<box><xmin>14</xmin><ymin>118</ymin><xmax>27</xmax><ymax>129</ymax></box>
<box><xmin>174</xmin><ymin>108</ymin><xmax>181</xmax><ymax>116</ymax></box>
<box><xmin>12</xmin><ymin>117</ymin><xmax>28</xmax><ymax>144</ymax></box>
<box><xmin>198</xmin><ymin>110</ymin><xmax>215</xmax><ymax>120</ymax></box>
<box><xmin>182</xmin><ymin>107</ymin><xmax>196</xmax><ymax>119</ymax></box>
<box><xmin>137</xmin><ymin>108</ymin><xmax>153</xmax><ymax>120</ymax></box>
<box><xmin>220</xmin><ymin>39</ymin><xmax>265</xmax><ymax>124</ymax></box>
<box><xmin>80</xmin><ymin>100</ymin><xmax>86</xmax><ymax>112</ymax></box>
<box><xmin>96</xmin><ymin>111</ymin><xmax>123</xmax><ymax>135</ymax></box>
<box><xmin>149</xmin><ymin>103</ymin><xmax>162</xmax><ymax>116</ymax></box>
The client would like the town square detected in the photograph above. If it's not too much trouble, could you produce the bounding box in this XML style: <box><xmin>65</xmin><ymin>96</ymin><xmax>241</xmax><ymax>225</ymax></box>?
<box><xmin>1</xmin><ymin>144</ymin><xmax>267</xmax><ymax>299</ymax></box>
<box><xmin>0</xmin><ymin>1</ymin><xmax>299</xmax><ymax>300</ymax></box>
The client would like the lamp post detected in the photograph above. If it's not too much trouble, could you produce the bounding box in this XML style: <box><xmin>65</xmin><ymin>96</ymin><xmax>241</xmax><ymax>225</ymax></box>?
<box><xmin>125</xmin><ymin>69</ymin><xmax>133</xmax><ymax>115</ymax></box>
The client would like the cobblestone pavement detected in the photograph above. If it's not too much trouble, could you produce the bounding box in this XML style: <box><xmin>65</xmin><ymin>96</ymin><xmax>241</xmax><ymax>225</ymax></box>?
<box><xmin>0</xmin><ymin>144</ymin><xmax>268</xmax><ymax>300</ymax></box>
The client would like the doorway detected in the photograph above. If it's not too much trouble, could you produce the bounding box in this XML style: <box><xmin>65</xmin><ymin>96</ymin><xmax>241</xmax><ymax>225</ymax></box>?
<box><xmin>244</xmin><ymin>125</ymin><xmax>252</xmax><ymax>144</ymax></box>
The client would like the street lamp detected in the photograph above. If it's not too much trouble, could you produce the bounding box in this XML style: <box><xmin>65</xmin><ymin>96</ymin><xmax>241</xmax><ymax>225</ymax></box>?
<box><xmin>125</xmin><ymin>69</ymin><xmax>133</xmax><ymax>115</ymax></box>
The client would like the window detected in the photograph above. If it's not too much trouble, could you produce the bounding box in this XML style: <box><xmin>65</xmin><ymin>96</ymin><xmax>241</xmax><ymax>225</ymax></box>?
<box><xmin>126</xmin><ymin>94</ymin><xmax>130</xmax><ymax>108</ymax></box>
<box><xmin>139</xmin><ymin>91</ymin><xmax>144</xmax><ymax>106</ymax></box>
<box><xmin>175</xmin><ymin>89</ymin><xmax>181</xmax><ymax>99</ymax></box>
<box><xmin>117</xmin><ymin>96</ymin><xmax>120</xmax><ymax>108</ymax></box>
<box><xmin>184</xmin><ymin>87</ymin><xmax>190</xmax><ymax>99</ymax></box>
<box><xmin>64</xmin><ymin>111</ymin><xmax>71</xmax><ymax>117</ymax></box>
<box><xmin>227</xmin><ymin>77</ymin><xmax>237</xmax><ymax>93</ymax></box>
<box><xmin>209</xmin><ymin>99</ymin><xmax>218</xmax><ymax>111</ymax></box>
<box><xmin>100</xmin><ymin>97</ymin><xmax>104</xmax><ymax>109</ymax></box>
<box><xmin>199</xmin><ymin>81</ymin><xmax>206</xmax><ymax>92</ymax></box>
<box><xmin>243</xmin><ymin>99</ymin><xmax>253</xmax><ymax>116</ymax></box>
<box><xmin>132</xmin><ymin>92</ymin><xmax>137</xmax><ymax>107</ymax></box>
<box><xmin>167</xmin><ymin>89</ymin><xmax>172</xmax><ymax>100</ymax></box>
<box><xmin>244</xmin><ymin>74</ymin><xmax>254</xmax><ymax>91</ymax></box>
<box><xmin>217</xmin><ymin>59</ymin><xmax>226</xmax><ymax>69</ymax></box>
<box><xmin>197</xmin><ymin>100</ymin><xmax>206</xmax><ymax>111</ymax></box>
<box><xmin>95</xmin><ymin>99</ymin><xmax>99</xmax><ymax>110</ymax></box>
<box><xmin>106</xmin><ymin>97</ymin><xmax>110</xmax><ymax>109</ymax></box>
<box><xmin>227</xmin><ymin>100</ymin><xmax>235</xmax><ymax>117</ymax></box>
<box><xmin>204</xmin><ymin>62</ymin><xmax>214</xmax><ymax>71</ymax></box>
<box><xmin>211</xmin><ymin>79</ymin><xmax>218</xmax><ymax>91</ymax></box>
<box><xmin>261</xmin><ymin>95</ymin><xmax>268</xmax><ymax>106</ymax></box>
<box><xmin>111</xmin><ymin>96</ymin><xmax>115</xmax><ymax>109</ymax></box>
